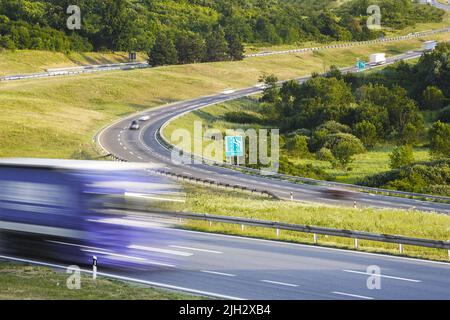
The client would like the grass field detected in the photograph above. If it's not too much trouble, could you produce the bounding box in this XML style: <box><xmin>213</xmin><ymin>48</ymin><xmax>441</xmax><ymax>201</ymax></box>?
<box><xmin>1</xmin><ymin>34</ymin><xmax>448</xmax><ymax>159</ymax></box>
<box><xmin>0</xmin><ymin>263</ymin><xmax>200</xmax><ymax>300</ymax></box>
<box><xmin>178</xmin><ymin>185</ymin><xmax>450</xmax><ymax>261</ymax></box>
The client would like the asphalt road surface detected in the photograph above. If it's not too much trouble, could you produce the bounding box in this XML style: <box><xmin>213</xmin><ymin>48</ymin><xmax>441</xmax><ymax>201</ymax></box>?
<box><xmin>97</xmin><ymin>49</ymin><xmax>450</xmax><ymax>214</ymax></box>
<box><xmin>3</xmin><ymin>216</ymin><xmax>450</xmax><ymax>300</ymax></box>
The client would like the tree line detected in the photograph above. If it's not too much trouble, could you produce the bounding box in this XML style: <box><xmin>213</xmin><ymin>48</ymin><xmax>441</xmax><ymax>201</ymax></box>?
<box><xmin>0</xmin><ymin>0</ymin><xmax>444</xmax><ymax>55</ymax></box>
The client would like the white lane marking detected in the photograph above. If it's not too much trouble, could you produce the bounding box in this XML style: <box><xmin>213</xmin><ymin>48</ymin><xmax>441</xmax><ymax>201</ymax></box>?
<box><xmin>80</xmin><ymin>249</ymin><xmax>148</xmax><ymax>262</ymax></box>
<box><xmin>169</xmin><ymin>245</ymin><xmax>223</xmax><ymax>254</ymax></box>
<box><xmin>0</xmin><ymin>255</ymin><xmax>244</xmax><ymax>300</ymax></box>
<box><xmin>47</xmin><ymin>240</ymin><xmax>110</xmax><ymax>252</ymax></box>
<box><xmin>201</xmin><ymin>270</ymin><xmax>236</xmax><ymax>277</ymax></box>
<box><xmin>342</xmin><ymin>269</ymin><xmax>421</xmax><ymax>283</ymax></box>
<box><xmin>129</xmin><ymin>245</ymin><xmax>192</xmax><ymax>257</ymax></box>
<box><xmin>332</xmin><ymin>291</ymin><xmax>374</xmax><ymax>300</ymax></box>
<box><xmin>261</xmin><ymin>280</ymin><xmax>299</xmax><ymax>287</ymax></box>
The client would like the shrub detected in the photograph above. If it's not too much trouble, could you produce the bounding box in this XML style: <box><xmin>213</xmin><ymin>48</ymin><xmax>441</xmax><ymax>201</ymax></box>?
<box><xmin>389</xmin><ymin>145</ymin><xmax>414</xmax><ymax>169</ymax></box>
<box><xmin>223</xmin><ymin>111</ymin><xmax>262</xmax><ymax>124</ymax></box>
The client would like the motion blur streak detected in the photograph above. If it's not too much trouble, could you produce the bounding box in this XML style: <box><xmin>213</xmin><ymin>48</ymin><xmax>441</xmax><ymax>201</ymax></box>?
<box><xmin>0</xmin><ymin>158</ymin><xmax>186</xmax><ymax>271</ymax></box>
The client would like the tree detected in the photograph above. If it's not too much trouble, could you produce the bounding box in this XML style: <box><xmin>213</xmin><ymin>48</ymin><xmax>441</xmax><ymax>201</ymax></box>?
<box><xmin>423</xmin><ymin>86</ymin><xmax>445</xmax><ymax>110</ymax></box>
<box><xmin>259</xmin><ymin>74</ymin><xmax>279</xmax><ymax>104</ymax></box>
<box><xmin>389</xmin><ymin>145</ymin><xmax>414</xmax><ymax>169</ymax></box>
<box><xmin>175</xmin><ymin>32</ymin><xmax>206</xmax><ymax>64</ymax></box>
<box><xmin>148</xmin><ymin>33</ymin><xmax>178</xmax><ymax>66</ymax></box>
<box><xmin>225</xmin><ymin>32</ymin><xmax>244</xmax><ymax>61</ymax></box>
<box><xmin>324</xmin><ymin>133</ymin><xmax>365</xmax><ymax>169</ymax></box>
<box><xmin>285</xmin><ymin>135</ymin><xmax>311</xmax><ymax>159</ymax></box>
<box><xmin>429</xmin><ymin>121</ymin><xmax>450</xmax><ymax>159</ymax></box>
<box><xmin>205</xmin><ymin>27</ymin><xmax>229</xmax><ymax>62</ymax></box>
<box><xmin>353</xmin><ymin>120</ymin><xmax>377</xmax><ymax>148</ymax></box>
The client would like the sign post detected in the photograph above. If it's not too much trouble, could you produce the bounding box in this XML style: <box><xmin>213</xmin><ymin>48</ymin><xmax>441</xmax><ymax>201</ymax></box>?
<box><xmin>225</xmin><ymin>135</ymin><xmax>244</xmax><ymax>165</ymax></box>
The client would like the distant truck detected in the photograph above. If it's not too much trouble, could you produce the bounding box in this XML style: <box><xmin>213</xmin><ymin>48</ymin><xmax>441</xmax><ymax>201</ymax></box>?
<box><xmin>423</xmin><ymin>40</ymin><xmax>437</xmax><ymax>51</ymax></box>
<box><xmin>369</xmin><ymin>53</ymin><xmax>386</xmax><ymax>65</ymax></box>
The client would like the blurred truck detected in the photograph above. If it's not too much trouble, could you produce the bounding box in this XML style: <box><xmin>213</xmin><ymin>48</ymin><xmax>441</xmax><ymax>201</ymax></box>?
<box><xmin>0</xmin><ymin>158</ymin><xmax>184</xmax><ymax>270</ymax></box>
<box><xmin>423</xmin><ymin>40</ymin><xmax>437</xmax><ymax>51</ymax></box>
<box><xmin>369</xmin><ymin>53</ymin><xmax>386</xmax><ymax>65</ymax></box>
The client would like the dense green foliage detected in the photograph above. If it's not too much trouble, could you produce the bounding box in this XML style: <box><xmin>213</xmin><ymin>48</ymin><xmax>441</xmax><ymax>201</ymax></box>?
<box><xmin>346</xmin><ymin>43</ymin><xmax>450</xmax><ymax>109</ymax></box>
<box><xmin>359</xmin><ymin>159</ymin><xmax>450</xmax><ymax>196</ymax></box>
<box><xmin>0</xmin><ymin>0</ymin><xmax>444</xmax><ymax>54</ymax></box>
<box><xmin>429</xmin><ymin>121</ymin><xmax>450</xmax><ymax>159</ymax></box>
<box><xmin>389</xmin><ymin>145</ymin><xmax>414</xmax><ymax>169</ymax></box>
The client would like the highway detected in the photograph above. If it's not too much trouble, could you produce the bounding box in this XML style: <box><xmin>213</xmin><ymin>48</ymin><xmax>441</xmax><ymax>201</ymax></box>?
<box><xmin>432</xmin><ymin>0</ymin><xmax>450</xmax><ymax>11</ymax></box>
<box><xmin>97</xmin><ymin>49</ymin><xmax>450</xmax><ymax>214</ymax></box>
<box><xmin>3</xmin><ymin>214</ymin><xmax>450</xmax><ymax>300</ymax></box>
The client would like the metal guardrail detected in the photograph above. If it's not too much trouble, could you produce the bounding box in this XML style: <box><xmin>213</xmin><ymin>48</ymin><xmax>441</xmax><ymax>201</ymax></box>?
<box><xmin>159</xmin><ymin>211</ymin><xmax>450</xmax><ymax>256</ymax></box>
<box><xmin>0</xmin><ymin>62</ymin><xmax>149</xmax><ymax>82</ymax></box>
<box><xmin>245</xmin><ymin>27</ymin><xmax>450</xmax><ymax>57</ymax></box>
<box><xmin>105</xmin><ymin>151</ymin><xmax>278</xmax><ymax>199</ymax></box>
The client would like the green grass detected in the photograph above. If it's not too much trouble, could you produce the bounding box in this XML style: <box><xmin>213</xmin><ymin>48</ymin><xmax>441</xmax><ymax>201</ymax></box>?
<box><xmin>0</xmin><ymin>263</ymin><xmax>201</xmax><ymax>300</ymax></box>
<box><xmin>177</xmin><ymin>185</ymin><xmax>450</xmax><ymax>261</ymax></box>
<box><xmin>291</xmin><ymin>146</ymin><xmax>431</xmax><ymax>184</ymax></box>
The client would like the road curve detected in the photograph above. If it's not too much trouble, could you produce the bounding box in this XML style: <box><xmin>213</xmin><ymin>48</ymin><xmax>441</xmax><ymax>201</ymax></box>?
<box><xmin>97</xmin><ymin>49</ymin><xmax>450</xmax><ymax>214</ymax></box>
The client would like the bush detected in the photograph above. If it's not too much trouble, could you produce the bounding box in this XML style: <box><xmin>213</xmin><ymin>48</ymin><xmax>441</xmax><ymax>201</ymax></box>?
<box><xmin>279</xmin><ymin>156</ymin><xmax>329</xmax><ymax>180</ymax></box>
<box><xmin>324</xmin><ymin>133</ymin><xmax>365</xmax><ymax>169</ymax></box>
<box><xmin>353</xmin><ymin>120</ymin><xmax>377</xmax><ymax>148</ymax></box>
<box><xmin>429</xmin><ymin>121</ymin><xmax>450</xmax><ymax>159</ymax></box>
<box><xmin>389</xmin><ymin>145</ymin><xmax>414</xmax><ymax>169</ymax></box>
<box><xmin>316</xmin><ymin>147</ymin><xmax>334</xmax><ymax>162</ymax></box>
<box><xmin>223</xmin><ymin>111</ymin><xmax>262</xmax><ymax>124</ymax></box>
<box><xmin>422</xmin><ymin>86</ymin><xmax>445</xmax><ymax>110</ymax></box>
<box><xmin>285</xmin><ymin>135</ymin><xmax>312</xmax><ymax>159</ymax></box>
<box><xmin>358</xmin><ymin>159</ymin><xmax>450</xmax><ymax>196</ymax></box>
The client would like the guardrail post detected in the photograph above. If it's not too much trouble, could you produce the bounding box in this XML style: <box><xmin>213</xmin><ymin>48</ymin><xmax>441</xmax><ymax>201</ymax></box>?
<box><xmin>92</xmin><ymin>256</ymin><xmax>97</xmax><ymax>280</ymax></box>
<box><xmin>313</xmin><ymin>233</ymin><xmax>318</xmax><ymax>244</ymax></box>
<box><xmin>399</xmin><ymin>244</ymin><xmax>403</xmax><ymax>254</ymax></box>
<box><xmin>354</xmin><ymin>238</ymin><xmax>358</xmax><ymax>249</ymax></box>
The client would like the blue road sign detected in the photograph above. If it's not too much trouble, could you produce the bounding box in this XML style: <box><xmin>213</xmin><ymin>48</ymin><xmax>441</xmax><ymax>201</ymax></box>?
<box><xmin>356</xmin><ymin>60</ymin><xmax>366</xmax><ymax>70</ymax></box>
<box><xmin>225</xmin><ymin>136</ymin><xmax>244</xmax><ymax>157</ymax></box>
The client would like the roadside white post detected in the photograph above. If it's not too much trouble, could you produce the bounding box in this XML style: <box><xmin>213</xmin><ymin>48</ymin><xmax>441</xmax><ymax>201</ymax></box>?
<box><xmin>290</xmin><ymin>192</ymin><xmax>294</xmax><ymax>201</ymax></box>
<box><xmin>276</xmin><ymin>228</ymin><xmax>280</xmax><ymax>237</ymax></box>
<box><xmin>353</xmin><ymin>201</ymin><xmax>357</xmax><ymax>209</ymax></box>
<box><xmin>399</xmin><ymin>244</ymin><xmax>403</xmax><ymax>254</ymax></box>
<box><xmin>241</xmin><ymin>224</ymin><xmax>245</xmax><ymax>231</ymax></box>
<box><xmin>448</xmin><ymin>240</ymin><xmax>450</xmax><ymax>259</ymax></box>
<box><xmin>92</xmin><ymin>256</ymin><xmax>97</xmax><ymax>280</ymax></box>
<box><xmin>209</xmin><ymin>221</ymin><xmax>212</xmax><ymax>227</ymax></box>
<box><xmin>354</xmin><ymin>238</ymin><xmax>359</xmax><ymax>249</ymax></box>
<box><xmin>313</xmin><ymin>233</ymin><xmax>318</xmax><ymax>244</ymax></box>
